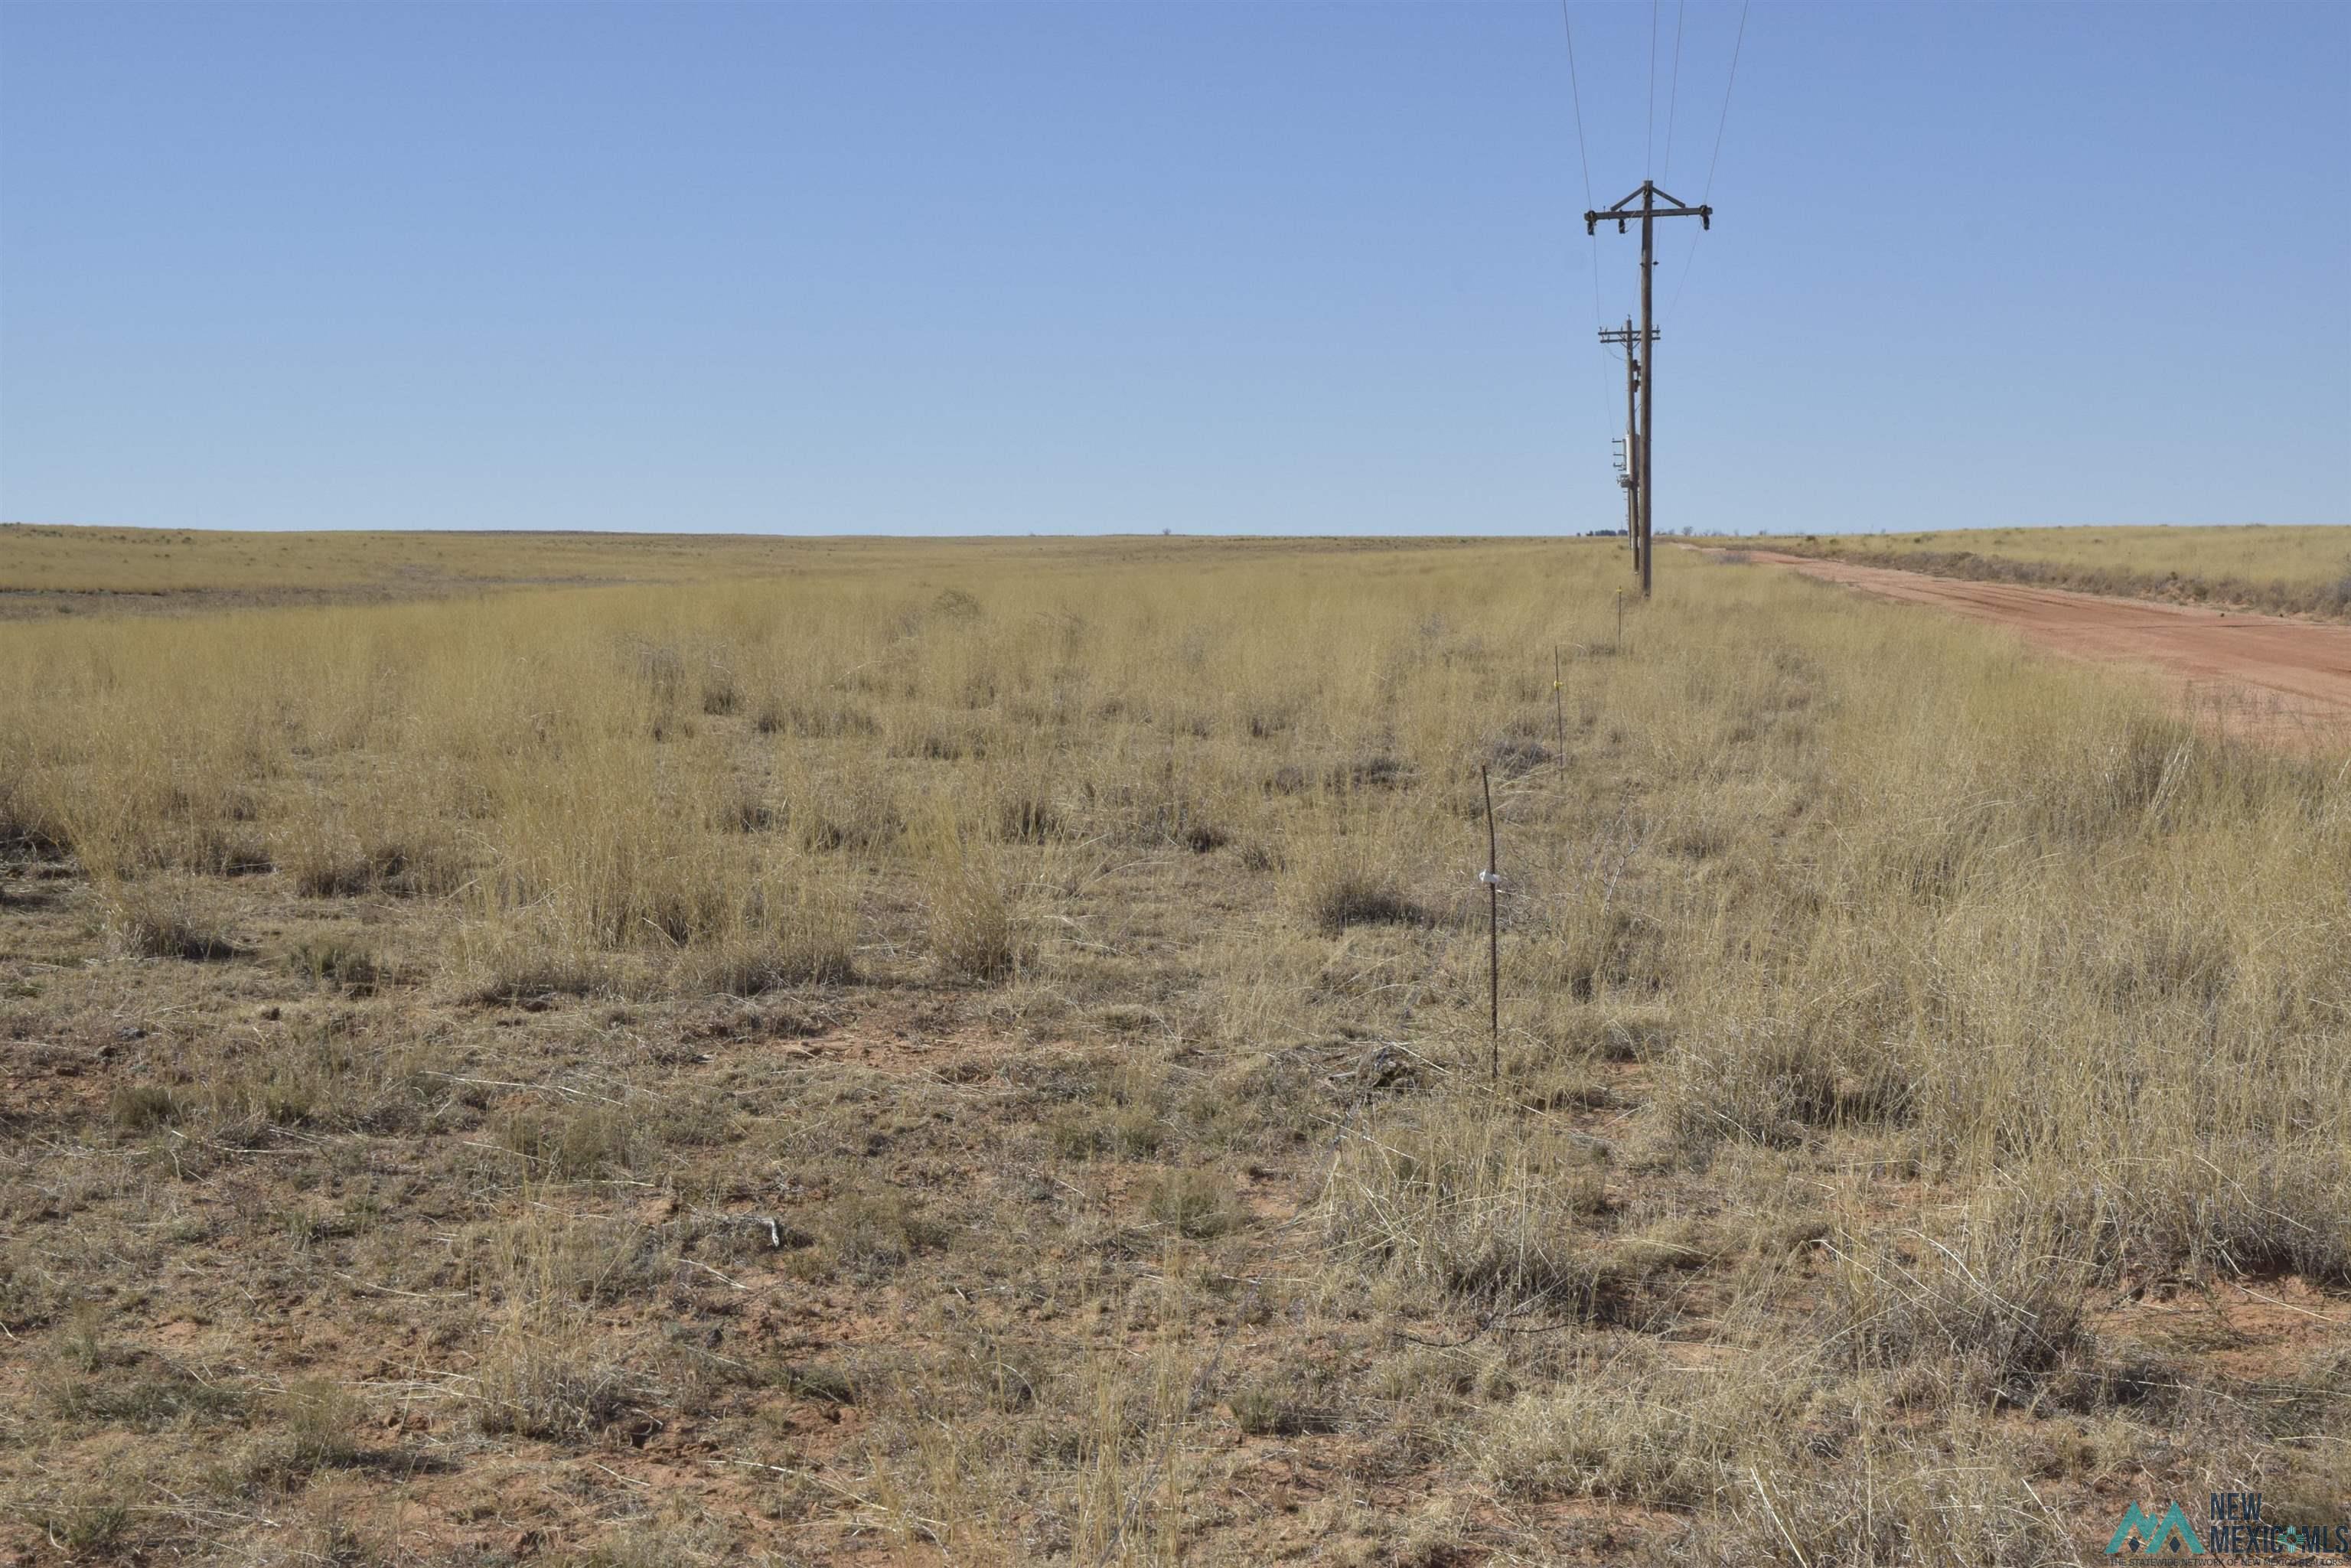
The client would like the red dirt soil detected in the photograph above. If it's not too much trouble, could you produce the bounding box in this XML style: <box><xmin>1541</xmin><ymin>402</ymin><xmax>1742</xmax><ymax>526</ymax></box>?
<box><xmin>1727</xmin><ymin>549</ymin><xmax>2351</xmax><ymax>745</ymax></box>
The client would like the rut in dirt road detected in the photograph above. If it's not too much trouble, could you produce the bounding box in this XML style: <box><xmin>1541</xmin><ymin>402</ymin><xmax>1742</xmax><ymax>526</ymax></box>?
<box><xmin>1722</xmin><ymin>548</ymin><xmax>2351</xmax><ymax>746</ymax></box>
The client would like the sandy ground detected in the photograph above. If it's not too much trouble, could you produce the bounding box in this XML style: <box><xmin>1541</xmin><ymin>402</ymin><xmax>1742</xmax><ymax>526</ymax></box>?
<box><xmin>1723</xmin><ymin>549</ymin><xmax>2351</xmax><ymax>745</ymax></box>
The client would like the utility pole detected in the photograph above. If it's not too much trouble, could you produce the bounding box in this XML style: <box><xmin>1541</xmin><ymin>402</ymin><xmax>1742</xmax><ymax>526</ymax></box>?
<box><xmin>1586</xmin><ymin>182</ymin><xmax>1710</xmax><ymax>598</ymax></box>
<box><xmin>1611</xmin><ymin>433</ymin><xmax>1631</xmax><ymax>558</ymax></box>
<box><xmin>1599</xmin><ymin>318</ymin><xmax>1658</xmax><ymax>582</ymax></box>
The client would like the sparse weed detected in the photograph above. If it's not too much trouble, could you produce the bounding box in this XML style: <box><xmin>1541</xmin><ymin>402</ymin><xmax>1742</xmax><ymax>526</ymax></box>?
<box><xmin>1140</xmin><ymin>1168</ymin><xmax>1237</xmax><ymax>1240</ymax></box>
<box><xmin>475</xmin><ymin>1325</ymin><xmax>642</xmax><ymax>1441</ymax></box>
<box><xmin>1322</xmin><ymin>1103</ymin><xmax>1612</xmax><ymax>1306</ymax></box>
<box><xmin>289</xmin><ymin>936</ymin><xmax>381</xmax><ymax>993</ymax></box>
<box><xmin>96</xmin><ymin>876</ymin><xmax>243</xmax><ymax>960</ymax></box>
<box><xmin>109</xmin><ymin>1082</ymin><xmax>183</xmax><ymax>1132</ymax></box>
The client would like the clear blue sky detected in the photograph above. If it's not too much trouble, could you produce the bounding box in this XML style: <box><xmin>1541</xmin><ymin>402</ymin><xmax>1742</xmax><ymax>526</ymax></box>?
<box><xmin>2</xmin><ymin>2</ymin><xmax>2345</xmax><ymax>536</ymax></box>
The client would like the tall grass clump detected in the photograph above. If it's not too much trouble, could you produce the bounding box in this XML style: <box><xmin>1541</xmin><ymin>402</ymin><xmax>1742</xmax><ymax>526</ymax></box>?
<box><xmin>916</xmin><ymin>808</ymin><xmax>1034</xmax><ymax>983</ymax></box>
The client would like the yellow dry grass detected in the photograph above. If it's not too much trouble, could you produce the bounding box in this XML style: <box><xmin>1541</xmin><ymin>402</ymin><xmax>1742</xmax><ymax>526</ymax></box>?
<box><xmin>0</xmin><ymin>522</ymin><xmax>1422</xmax><ymax>601</ymax></box>
<box><xmin>1786</xmin><ymin>523</ymin><xmax>2351</xmax><ymax>585</ymax></box>
<box><xmin>2</xmin><ymin>535</ymin><xmax>2345</xmax><ymax>1563</ymax></box>
<box><xmin>0</xmin><ymin>520</ymin><xmax>798</xmax><ymax>595</ymax></box>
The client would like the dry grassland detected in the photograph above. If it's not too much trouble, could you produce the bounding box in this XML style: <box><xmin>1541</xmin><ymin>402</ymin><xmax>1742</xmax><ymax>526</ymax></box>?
<box><xmin>1733</xmin><ymin>524</ymin><xmax>2351</xmax><ymax>619</ymax></box>
<box><xmin>0</xmin><ymin>523</ymin><xmax>824</xmax><ymax>599</ymax></box>
<box><xmin>0</xmin><ymin>525</ymin><xmax>1182</xmax><ymax>619</ymax></box>
<box><xmin>2</xmin><ymin>534</ymin><xmax>2347</xmax><ymax>1565</ymax></box>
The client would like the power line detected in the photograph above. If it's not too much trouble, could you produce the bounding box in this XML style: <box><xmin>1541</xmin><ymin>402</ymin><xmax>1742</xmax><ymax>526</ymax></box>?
<box><xmin>1661</xmin><ymin>0</ymin><xmax>1686</xmax><ymax>182</ymax></box>
<box><xmin>1556</xmin><ymin>0</ymin><xmax>1620</xmax><ymax>383</ymax></box>
<box><xmin>1696</xmin><ymin>0</ymin><xmax>1752</xmax><ymax>207</ymax></box>
<box><xmin>1557</xmin><ymin>0</ymin><xmax>1597</xmax><ymax>213</ymax></box>
<box><xmin>1664</xmin><ymin>0</ymin><xmax>1751</xmax><ymax>322</ymax></box>
<box><xmin>1664</xmin><ymin>227</ymin><xmax>1704</xmax><ymax>326</ymax></box>
<box><xmin>1645</xmin><ymin>0</ymin><xmax>1659</xmax><ymax>176</ymax></box>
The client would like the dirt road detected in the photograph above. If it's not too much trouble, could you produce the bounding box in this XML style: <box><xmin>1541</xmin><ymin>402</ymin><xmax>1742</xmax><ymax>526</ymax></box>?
<box><xmin>1725</xmin><ymin>549</ymin><xmax>2351</xmax><ymax>745</ymax></box>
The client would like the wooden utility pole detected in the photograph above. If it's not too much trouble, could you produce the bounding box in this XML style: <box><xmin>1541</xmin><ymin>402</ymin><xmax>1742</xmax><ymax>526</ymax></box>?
<box><xmin>1610</xmin><ymin>435</ymin><xmax>1632</xmax><ymax>561</ymax></box>
<box><xmin>1587</xmin><ymin>183</ymin><xmax>1710</xmax><ymax>598</ymax></box>
<box><xmin>1625</xmin><ymin>337</ymin><xmax>1639</xmax><ymax>573</ymax></box>
<box><xmin>1599</xmin><ymin>318</ymin><xmax>1658</xmax><ymax>583</ymax></box>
